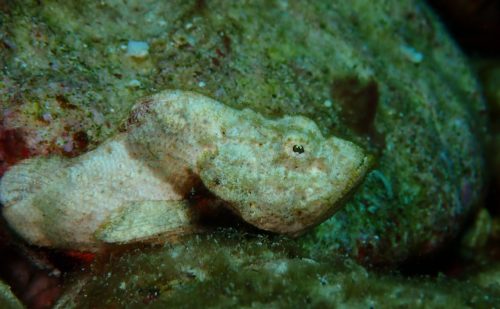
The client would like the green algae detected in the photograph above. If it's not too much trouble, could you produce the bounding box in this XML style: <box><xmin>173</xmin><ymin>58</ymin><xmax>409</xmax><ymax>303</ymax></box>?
<box><xmin>0</xmin><ymin>280</ymin><xmax>23</xmax><ymax>309</ymax></box>
<box><xmin>56</xmin><ymin>231</ymin><xmax>500</xmax><ymax>308</ymax></box>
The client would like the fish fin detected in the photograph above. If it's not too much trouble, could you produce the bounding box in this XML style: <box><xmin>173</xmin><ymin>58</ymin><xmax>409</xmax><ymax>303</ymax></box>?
<box><xmin>95</xmin><ymin>200</ymin><xmax>198</xmax><ymax>244</ymax></box>
<box><xmin>0</xmin><ymin>157</ymin><xmax>63</xmax><ymax>208</ymax></box>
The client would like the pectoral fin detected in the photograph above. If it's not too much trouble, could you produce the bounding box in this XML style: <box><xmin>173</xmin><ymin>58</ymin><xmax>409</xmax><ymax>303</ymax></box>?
<box><xmin>96</xmin><ymin>200</ymin><xmax>198</xmax><ymax>244</ymax></box>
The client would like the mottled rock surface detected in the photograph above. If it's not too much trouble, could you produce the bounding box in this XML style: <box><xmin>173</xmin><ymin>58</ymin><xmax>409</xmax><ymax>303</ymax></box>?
<box><xmin>0</xmin><ymin>280</ymin><xmax>23</xmax><ymax>309</ymax></box>
<box><xmin>0</xmin><ymin>0</ymin><xmax>486</xmax><ymax>264</ymax></box>
<box><xmin>55</xmin><ymin>232</ymin><xmax>500</xmax><ymax>308</ymax></box>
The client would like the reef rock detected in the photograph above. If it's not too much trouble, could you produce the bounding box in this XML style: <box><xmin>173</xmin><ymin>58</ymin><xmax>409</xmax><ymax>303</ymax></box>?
<box><xmin>0</xmin><ymin>280</ymin><xmax>23</xmax><ymax>309</ymax></box>
<box><xmin>0</xmin><ymin>0</ymin><xmax>487</xmax><ymax>262</ymax></box>
<box><xmin>54</xmin><ymin>233</ymin><xmax>500</xmax><ymax>308</ymax></box>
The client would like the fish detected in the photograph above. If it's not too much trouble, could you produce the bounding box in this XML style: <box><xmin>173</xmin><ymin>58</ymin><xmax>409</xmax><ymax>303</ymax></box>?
<box><xmin>0</xmin><ymin>90</ymin><xmax>371</xmax><ymax>251</ymax></box>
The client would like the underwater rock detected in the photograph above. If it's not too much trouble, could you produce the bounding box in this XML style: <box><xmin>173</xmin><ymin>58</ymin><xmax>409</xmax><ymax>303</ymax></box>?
<box><xmin>0</xmin><ymin>280</ymin><xmax>23</xmax><ymax>309</ymax></box>
<box><xmin>54</xmin><ymin>232</ymin><xmax>500</xmax><ymax>308</ymax></box>
<box><xmin>0</xmin><ymin>0</ymin><xmax>487</xmax><ymax>263</ymax></box>
<box><xmin>0</xmin><ymin>90</ymin><xmax>370</xmax><ymax>250</ymax></box>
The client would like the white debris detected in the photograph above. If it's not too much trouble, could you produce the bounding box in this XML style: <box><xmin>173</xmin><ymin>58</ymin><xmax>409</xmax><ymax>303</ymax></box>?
<box><xmin>400</xmin><ymin>45</ymin><xmax>424</xmax><ymax>63</ymax></box>
<box><xmin>127</xmin><ymin>79</ymin><xmax>141</xmax><ymax>88</ymax></box>
<box><xmin>126</xmin><ymin>41</ymin><xmax>149</xmax><ymax>59</ymax></box>
<box><xmin>63</xmin><ymin>140</ymin><xmax>74</xmax><ymax>153</ymax></box>
<box><xmin>42</xmin><ymin>112</ymin><xmax>53</xmax><ymax>122</ymax></box>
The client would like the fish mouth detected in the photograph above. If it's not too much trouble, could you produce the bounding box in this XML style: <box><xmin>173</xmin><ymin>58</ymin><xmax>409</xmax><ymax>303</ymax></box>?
<box><xmin>270</xmin><ymin>153</ymin><xmax>373</xmax><ymax>236</ymax></box>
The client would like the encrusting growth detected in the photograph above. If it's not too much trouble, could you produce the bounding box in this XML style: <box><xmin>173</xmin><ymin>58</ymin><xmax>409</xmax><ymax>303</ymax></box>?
<box><xmin>0</xmin><ymin>90</ymin><xmax>371</xmax><ymax>251</ymax></box>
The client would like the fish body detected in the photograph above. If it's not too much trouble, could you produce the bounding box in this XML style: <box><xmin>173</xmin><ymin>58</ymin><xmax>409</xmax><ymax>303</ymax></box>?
<box><xmin>0</xmin><ymin>90</ymin><xmax>371</xmax><ymax>250</ymax></box>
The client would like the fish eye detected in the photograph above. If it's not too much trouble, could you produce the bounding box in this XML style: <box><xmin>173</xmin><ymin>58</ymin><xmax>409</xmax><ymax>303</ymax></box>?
<box><xmin>292</xmin><ymin>145</ymin><xmax>305</xmax><ymax>154</ymax></box>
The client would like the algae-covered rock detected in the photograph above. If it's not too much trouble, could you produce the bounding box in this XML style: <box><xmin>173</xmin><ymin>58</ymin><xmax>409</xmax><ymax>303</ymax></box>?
<box><xmin>0</xmin><ymin>280</ymin><xmax>23</xmax><ymax>309</ymax></box>
<box><xmin>55</xmin><ymin>232</ymin><xmax>500</xmax><ymax>308</ymax></box>
<box><xmin>0</xmin><ymin>0</ymin><xmax>486</xmax><ymax>263</ymax></box>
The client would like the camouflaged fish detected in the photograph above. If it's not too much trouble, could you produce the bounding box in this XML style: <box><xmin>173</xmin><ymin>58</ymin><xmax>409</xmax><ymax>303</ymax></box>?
<box><xmin>0</xmin><ymin>90</ymin><xmax>371</xmax><ymax>251</ymax></box>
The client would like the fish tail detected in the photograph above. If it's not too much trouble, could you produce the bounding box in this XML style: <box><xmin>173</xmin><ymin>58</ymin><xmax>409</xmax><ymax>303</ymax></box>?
<box><xmin>0</xmin><ymin>157</ymin><xmax>63</xmax><ymax>207</ymax></box>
